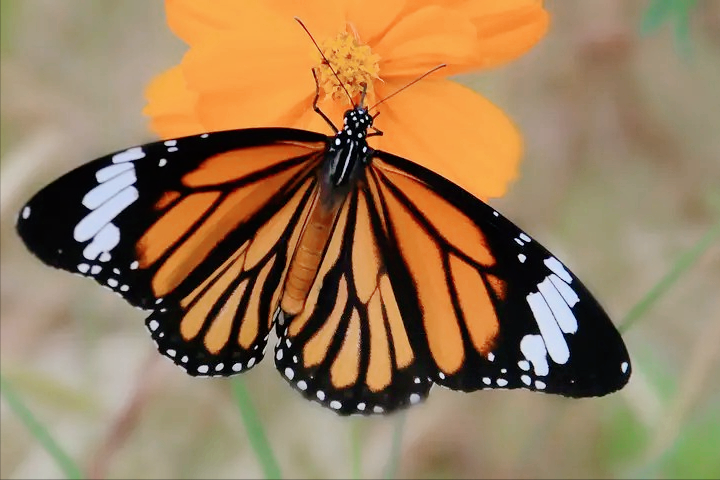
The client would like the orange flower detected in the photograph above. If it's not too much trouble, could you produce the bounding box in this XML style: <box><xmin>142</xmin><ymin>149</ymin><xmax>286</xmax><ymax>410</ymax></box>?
<box><xmin>144</xmin><ymin>0</ymin><xmax>549</xmax><ymax>200</ymax></box>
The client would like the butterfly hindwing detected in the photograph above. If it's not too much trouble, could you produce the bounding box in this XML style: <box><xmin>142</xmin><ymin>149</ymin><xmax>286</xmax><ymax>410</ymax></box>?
<box><xmin>370</xmin><ymin>152</ymin><xmax>631</xmax><ymax>397</ymax></box>
<box><xmin>17</xmin><ymin>128</ymin><xmax>328</xmax><ymax>374</ymax></box>
<box><xmin>275</xmin><ymin>188</ymin><xmax>433</xmax><ymax>415</ymax></box>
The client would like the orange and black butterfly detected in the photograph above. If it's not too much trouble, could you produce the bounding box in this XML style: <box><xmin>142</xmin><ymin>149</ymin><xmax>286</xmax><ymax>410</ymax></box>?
<box><xmin>16</xmin><ymin>70</ymin><xmax>631</xmax><ymax>415</ymax></box>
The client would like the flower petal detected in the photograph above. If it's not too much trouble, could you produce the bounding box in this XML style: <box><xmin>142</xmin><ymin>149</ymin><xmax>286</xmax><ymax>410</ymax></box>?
<box><xmin>178</xmin><ymin>25</ymin><xmax>318</xmax><ymax>131</ymax></box>
<box><xmin>372</xmin><ymin>79</ymin><xmax>522</xmax><ymax>200</ymax></box>
<box><xmin>373</xmin><ymin>6</ymin><xmax>479</xmax><ymax>78</ymax></box>
<box><xmin>143</xmin><ymin>66</ymin><xmax>205</xmax><ymax>139</ymax></box>
<box><xmin>166</xmin><ymin>0</ymin><xmax>269</xmax><ymax>45</ymax></box>
<box><xmin>265</xmin><ymin>0</ymin><xmax>347</xmax><ymax>39</ymax></box>
<box><xmin>461</xmin><ymin>0</ymin><xmax>550</xmax><ymax>69</ymax></box>
<box><xmin>346</xmin><ymin>0</ymin><xmax>408</xmax><ymax>45</ymax></box>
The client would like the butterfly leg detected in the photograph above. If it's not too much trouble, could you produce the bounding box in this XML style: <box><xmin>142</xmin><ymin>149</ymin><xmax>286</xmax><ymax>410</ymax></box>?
<box><xmin>311</xmin><ymin>68</ymin><xmax>339</xmax><ymax>134</ymax></box>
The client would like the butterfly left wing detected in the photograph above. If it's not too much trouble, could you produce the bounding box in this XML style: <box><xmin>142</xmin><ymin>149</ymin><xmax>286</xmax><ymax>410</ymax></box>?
<box><xmin>16</xmin><ymin>129</ymin><xmax>327</xmax><ymax>376</ymax></box>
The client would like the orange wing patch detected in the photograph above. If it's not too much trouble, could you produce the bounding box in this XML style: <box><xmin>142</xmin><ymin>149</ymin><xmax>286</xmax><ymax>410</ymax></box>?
<box><xmin>372</xmin><ymin>158</ymin><xmax>503</xmax><ymax>373</ymax></box>
<box><xmin>140</xmin><ymin>161</ymin><xmax>309</xmax><ymax>297</ymax></box>
<box><xmin>182</xmin><ymin>142</ymin><xmax>323</xmax><ymax>187</ymax></box>
<box><xmin>380</xmin><ymin>180</ymin><xmax>465</xmax><ymax>375</ymax></box>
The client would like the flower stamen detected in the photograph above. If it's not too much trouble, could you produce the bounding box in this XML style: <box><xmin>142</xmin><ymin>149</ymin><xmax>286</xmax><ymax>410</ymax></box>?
<box><xmin>317</xmin><ymin>31</ymin><xmax>380</xmax><ymax>105</ymax></box>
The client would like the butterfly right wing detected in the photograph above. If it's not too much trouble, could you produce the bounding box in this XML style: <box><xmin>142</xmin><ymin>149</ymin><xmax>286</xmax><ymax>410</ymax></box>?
<box><xmin>17</xmin><ymin>128</ymin><xmax>327</xmax><ymax>375</ymax></box>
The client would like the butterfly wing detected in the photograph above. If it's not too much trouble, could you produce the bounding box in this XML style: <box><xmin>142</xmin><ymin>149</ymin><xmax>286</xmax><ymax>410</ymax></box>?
<box><xmin>17</xmin><ymin>128</ymin><xmax>327</xmax><ymax>375</ymax></box>
<box><xmin>274</xmin><ymin>184</ymin><xmax>433</xmax><ymax>414</ymax></box>
<box><xmin>275</xmin><ymin>149</ymin><xmax>630</xmax><ymax>415</ymax></box>
<box><xmin>369</xmin><ymin>151</ymin><xmax>631</xmax><ymax>397</ymax></box>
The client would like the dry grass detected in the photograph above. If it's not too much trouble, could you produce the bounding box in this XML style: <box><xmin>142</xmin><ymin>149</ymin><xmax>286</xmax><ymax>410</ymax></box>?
<box><xmin>2</xmin><ymin>1</ymin><xmax>719</xmax><ymax>478</ymax></box>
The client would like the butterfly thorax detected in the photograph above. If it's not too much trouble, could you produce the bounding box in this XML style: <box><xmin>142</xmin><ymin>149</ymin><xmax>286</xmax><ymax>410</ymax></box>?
<box><xmin>282</xmin><ymin>107</ymin><xmax>373</xmax><ymax>316</ymax></box>
<box><xmin>321</xmin><ymin>107</ymin><xmax>373</xmax><ymax>203</ymax></box>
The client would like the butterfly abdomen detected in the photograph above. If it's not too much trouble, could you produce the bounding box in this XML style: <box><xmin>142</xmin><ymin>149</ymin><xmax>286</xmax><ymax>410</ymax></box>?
<box><xmin>281</xmin><ymin>197</ymin><xmax>340</xmax><ymax>315</ymax></box>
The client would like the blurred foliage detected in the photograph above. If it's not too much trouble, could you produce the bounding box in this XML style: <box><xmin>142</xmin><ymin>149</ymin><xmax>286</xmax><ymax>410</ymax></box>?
<box><xmin>641</xmin><ymin>0</ymin><xmax>698</xmax><ymax>56</ymax></box>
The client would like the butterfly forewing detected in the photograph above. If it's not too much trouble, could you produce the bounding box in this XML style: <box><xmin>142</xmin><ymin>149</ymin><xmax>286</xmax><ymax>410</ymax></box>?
<box><xmin>17</xmin><ymin>128</ymin><xmax>327</xmax><ymax>375</ymax></box>
<box><xmin>371</xmin><ymin>152</ymin><xmax>631</xmax><ymax>397</ymax></box>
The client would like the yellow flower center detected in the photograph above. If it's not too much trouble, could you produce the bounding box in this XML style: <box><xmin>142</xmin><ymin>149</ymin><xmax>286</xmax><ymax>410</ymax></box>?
<box><xmin>317</xmin><ymin>31</ymin><xmax>380</xmax><ymax>105</ymax></box>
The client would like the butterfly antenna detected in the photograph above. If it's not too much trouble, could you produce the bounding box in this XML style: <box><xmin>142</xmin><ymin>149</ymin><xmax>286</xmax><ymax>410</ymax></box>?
<box><xmin>295</xmin><ymin>17</ymin><xmax>355</xmax><ymax>106</ymax></box>
<box><xmin>368</xmin><ymin>64</ymin><xmax>447</xmax><ymax>112</ymax></box>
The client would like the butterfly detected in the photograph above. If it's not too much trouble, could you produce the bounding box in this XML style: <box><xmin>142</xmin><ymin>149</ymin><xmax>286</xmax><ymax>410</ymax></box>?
<box><xmin>16</xmin><ymin>68</ymin><xmax>631</xmax><ymax>415</ymax></box>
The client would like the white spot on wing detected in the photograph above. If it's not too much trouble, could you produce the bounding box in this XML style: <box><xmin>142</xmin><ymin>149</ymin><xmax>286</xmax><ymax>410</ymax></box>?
<box><xmin>520</xmin><ymin>334</ymin><xmax>549</xmax><ymax>376</ymax></box>
<box><xmin>96</xmin><ymin>162</ymin><xmax>133</xmax><ymax>182</ymax></box>
<box><xmin>526</xmin><ymin>292</ymin><xmax>569</xmax><ymax>364</ymax></box>
<box><xmin>112</xmin><ymin>147</ymin><xmax>145</xmax><ymax>163</ymax></box>
<box><xmin>82</xmin><ymin>223</ymin><xmax>120</xmax><ymax>260</ymax></box>
<box><xmin>409</xmin><ymin>393</ymin><xmax>421</xmax><ymax>404</ymax></box>
<box><xmin>77</xmin><ymin>263</ymin><xmax>90</xmax><ymax>273</ymax></box>
<box><xmin>621</xmin><ymin>361</ymin><xmax>629</xmax><ymax>373</ymax></box>
<box><xmin>232</xmin><ymin>363</ymin><xmax>242</xmax><ymax>372</ymax></box>
<box><xmin>74</xmin><ymin>187</ymin><xmax>138</xmax><ymax>242</ymax></box>
<box><xmin>284</xmin><ymin>367</ymin><xmax>294</xmax><ymax>380</ymax></box>
<box><xmin>330</xmin><ymin>400</ymin><xmax>342</xmax><ymax>410</ymax></box>
<box><xmin>518</xmin><ymin>254</ymin><xmax>526</xmax><ymax>263</ymax></box>
<box><xmin>21</xmin><ymin>206</ymin><xmax>31</xmax><ymax>219</ymax></box>
<box><xmin>544</xmin><ymin>257</ymin><xmax>572</xmax><ymax>284</ymax></box>
<box><xmin>549</xmin><ymin>274</ymin><xmax>579</xmax><ymax>307</ymax></box>
<box><xmin>519</xmin><ymin>233</ymin><xmax>531</xmax><ymax>242</ymax></box>
<box><xmin>197</xmin><ymin>365</ymin><xmax>209</xmax><ymax>374</ymax></box>
<box><xmin>148</xmin><ymin>320</ymin><xmax>159</xmax><ymax>331</ymax></box>
<box><xmin>83</xmin><ymin>170</ymin><xmax>135</xmax><ymax>209</ymax></box>
<box><xmin>538</xmin><ymin>277</ymin><xmax>578</xmax><ymax>334</ymax></box>
<box><xmin>297</xmin><ymin>380</ymin><xmax>307</xmax><ymax>391</ymax></box>
<box><xmin>521</xmin><ymin>375</ymin><xmax>531</xmax><ymax>386</ymax></box>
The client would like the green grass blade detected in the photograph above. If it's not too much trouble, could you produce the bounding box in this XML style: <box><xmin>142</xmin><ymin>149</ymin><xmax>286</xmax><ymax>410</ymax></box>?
<box><xmin>229</xmin><ymin>378</ymin><xmax>282</xmax><ymax>479</ymax></box>
<box><xmin>640</xmin><ymin>0</ymin><xmax>675</xmax><ymax>35</ymax></box>
<box><xmin>384</xmin><ymin>412</ymin><xmax>406</xmax><ymax>479</ymax></box>
<box><xmin>0</xmin><ymin>374</ymin><xmax>84</xmax><ymax>479</ymax></box>
<box><xmin>640</xmin><ymin>0</ymin><xmax>697</xmax><ymax>57</ymax></box>
<box><xmin>619</xmin><ymin>219</ymin><xmax>720</xmax><ymax>333</ymax></box>
<box><xmin>350</xmin><ymin>418</ymin><xmax>363</xmax><ymax>479</ymax></box>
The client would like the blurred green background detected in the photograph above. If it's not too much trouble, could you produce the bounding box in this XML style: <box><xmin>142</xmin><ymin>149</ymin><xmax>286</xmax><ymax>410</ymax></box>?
<box><xmin>1</xmin><ymin>1</ymin><xmax>719</xmax><ymax>478</ymax></box>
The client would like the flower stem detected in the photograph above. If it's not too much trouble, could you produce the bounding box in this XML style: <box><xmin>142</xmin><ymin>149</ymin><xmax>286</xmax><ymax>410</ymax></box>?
<box><xmin>619</xmin><ymin>218</ymin><xmax>720</xmax><ymax>333</ymax></box>
<box><xmin>0</xmin><ymin>374</ymin><xmax>84</xmax><ymax>479</ymax></box>
<box><xmin>230</xmin><ymin>378</ymin><xmax>282</xmax><ymax>479</ymax></box>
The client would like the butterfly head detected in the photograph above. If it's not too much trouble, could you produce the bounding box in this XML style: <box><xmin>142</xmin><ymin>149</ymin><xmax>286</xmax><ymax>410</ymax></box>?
<box><xmin>342</xmin><ymin>106</ymin><xmax>373</xmax><ymax>137</ymax></box>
